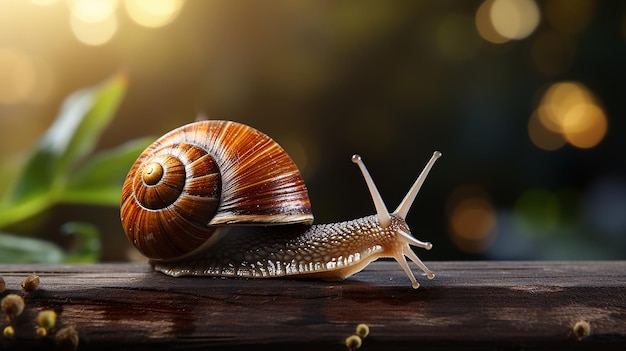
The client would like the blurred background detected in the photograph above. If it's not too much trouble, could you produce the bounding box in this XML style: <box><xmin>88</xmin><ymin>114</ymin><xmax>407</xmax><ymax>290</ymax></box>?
<box><xmin>1</xmin><ymin>0</ymin><xmax>625</xmax><ymax>263</ymax></box>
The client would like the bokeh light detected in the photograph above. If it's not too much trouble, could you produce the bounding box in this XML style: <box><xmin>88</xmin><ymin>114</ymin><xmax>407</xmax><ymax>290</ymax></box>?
<box><xmin>68</xmin><ymin>0</ymin><xmax>119</xmax><ymax>23</ymax></box>
<box><xmin>64</xmin><ymin>0</ymin><xmax>185</xmax><ymax>45</ymax></box>
<box><xmin>447</xmin><ymin>185</ymin><xmax>496</xmax><ymax>253</ymax></box>
<box><xmin>124</xmin><ymin>0</ymin><xmax>184</xmax><ymax>28</ymax></box>
<box><xmin>70</xmin><ymin>11</ymin><xmax>118</xmax><ymax>46</ymax></box>
<box><xmin>529</xmin><ymin>82</ymin><xmax>608</xmax><ymax>150</ymax></box>
<box><xmin>476</xmin><ymin>0</ymin><xmax>540</xmax><ymax>43</ymax></box>
<box><xmin>0</xmin><ymin>48</ymin><xmax>52</xmax><ymax>105</ymax></box>
<box><xmin>67</xmin><ymin>0</ymin><xmax>119</xmax><ymax>46</ymax></box>
<box><xmin>475</xmin><ymin>0</ymin><xmax>508</xmax><ymax>44</ymax></box>
<box><xmin>560</xmin><ymin>103</ymin><xmax>607</xmax><ymax>148</ymax></box>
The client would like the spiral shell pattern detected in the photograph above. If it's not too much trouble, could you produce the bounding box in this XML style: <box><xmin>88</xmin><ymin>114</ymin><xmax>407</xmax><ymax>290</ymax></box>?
<box><xmin>121</xmin><ymin>120</ymin><xmax>313</xmax><ymax>260</ymax></box>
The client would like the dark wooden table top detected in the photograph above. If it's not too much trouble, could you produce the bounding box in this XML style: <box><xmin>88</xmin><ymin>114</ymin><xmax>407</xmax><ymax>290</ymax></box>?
<box><xmin>0</xmin><ymin>261</ymin><xmax>625</xmax><ymax>350</ymax></box>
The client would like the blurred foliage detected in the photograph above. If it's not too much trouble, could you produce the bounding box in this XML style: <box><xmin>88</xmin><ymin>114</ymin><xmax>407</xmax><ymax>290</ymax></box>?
<box><xmin>0</xmin><ymin>221</ymin><xmax>100</xmax><ymax>263</ymax></box>
<box><xmin>0</xmin><ymin>75</ymin><xmax>152</xmax><ymax>263</ymax></box>
<box><xmin>1</xmin><ymin>1</ymin><xmax>625</xmax><ymax>261</ymax></box>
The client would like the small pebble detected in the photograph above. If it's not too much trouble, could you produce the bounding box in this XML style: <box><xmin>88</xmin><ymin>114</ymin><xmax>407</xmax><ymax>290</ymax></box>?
<box><xmin>345</xmin><ymin>335</ymin><xmax>362</xmax><ymax>350</ymax></box>
<box><xmin>356</xmin><ymin>323</ymin><xmax>369</xmax><ymax>338</ymax></box>
<box><xmin>56</xmin><ymin>326</ymin><xmax>80</xmax><ymax>351</ymax></box>
<box><xmin>573</xmin><ymin>320</ymin><xmax>591</xmax><ymax>340</ymax></box>
<box><xmin>36</xmin><ymin>326</ymin><xmax>48</xmax><ymax>338</ymax></box>
<box><xmin>37</xmin><ymin>310</ymin><xmax>58</xmax><ymax>329</ymax></box>
<box><xmin>1</xmin><ymin>294</ymin><xmax>25</xmax><ymax>321</ymax></box>
<box><xmin>21</xmin><ymin>274</ymin><xmax>40</xmax><ymax>292</ymax></box>
<box><xmin>3</xmin><ymin>326</ymin><xmax>15</xmax><ymax>338</ymax></box>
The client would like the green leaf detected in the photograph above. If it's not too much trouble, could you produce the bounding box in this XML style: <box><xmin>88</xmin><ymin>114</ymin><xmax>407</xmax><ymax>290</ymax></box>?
<box><xmin>62</xmin><ymin>137</ymin><xmax>154</xmax><ymax>206</ymax></box>
<box><xmin>61</xmin><ymin>74</ymin><xmax>129</xmax><ymax>175</ymax></box>
<box><xmin>0</xmin><ymin>232</ymin><xmax>65</xmax><ymax>263</ymax></box>
<box><xmin>0</xmin><ymin>74</ymin><xmax>128</xmax><ymax>228</ymax></box>
<box><xmin>0</xmin><ymin>221</ymin><xmax>102</xmax><ymax>263</ymax></box>
<box><xmin>4</xmin><ymin>74</ymin><xmax>127</xmax><ymax>206</ymax></box>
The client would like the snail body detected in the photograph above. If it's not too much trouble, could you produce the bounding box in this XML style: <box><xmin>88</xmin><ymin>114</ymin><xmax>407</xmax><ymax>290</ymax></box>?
<box><xmin>121</xmin><ymin>120</ymin><xmax>441</xmax><ymax>288</ymax></box>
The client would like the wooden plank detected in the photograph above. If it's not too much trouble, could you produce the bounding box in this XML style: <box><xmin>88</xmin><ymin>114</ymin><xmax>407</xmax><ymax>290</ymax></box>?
<box><xmin>0</xmin><ymin>261</ymin><xmax>625</xmax><ymax>350</ymax></box>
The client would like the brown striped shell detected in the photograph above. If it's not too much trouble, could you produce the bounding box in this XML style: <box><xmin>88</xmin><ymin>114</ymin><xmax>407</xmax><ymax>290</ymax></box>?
<box><xmin>120</xmin><ymin>120</ymin><xmax>313</xmax><ymax>261</ymax></box>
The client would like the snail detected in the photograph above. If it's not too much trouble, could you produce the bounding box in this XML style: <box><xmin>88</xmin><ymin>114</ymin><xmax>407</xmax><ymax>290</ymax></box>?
<box><xmin>120</xmin><ymin>120</ymin><xmax>442</xmax><ymax>288</ymax></box>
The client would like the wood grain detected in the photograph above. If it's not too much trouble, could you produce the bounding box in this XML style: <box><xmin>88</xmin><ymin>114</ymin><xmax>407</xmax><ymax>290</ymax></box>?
<box><xmin>0</xmin><ymin>261</ymin><xmax>625</xmax><ymax>350</ymax></box>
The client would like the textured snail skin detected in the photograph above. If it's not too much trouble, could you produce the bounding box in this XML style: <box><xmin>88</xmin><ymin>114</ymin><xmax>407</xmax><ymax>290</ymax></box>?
<box><xmin>121</xmin><ymin>120</ymin><xmax>439</xmax><ymax>288</ymax></box>
<box><xmin>153</xmin><ymin>215</ymin><xmax>411</xmax><ymax>280</ymax></box>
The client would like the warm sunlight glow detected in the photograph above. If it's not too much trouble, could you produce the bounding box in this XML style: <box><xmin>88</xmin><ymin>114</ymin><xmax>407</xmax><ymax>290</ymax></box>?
<box><xmin>0</xmin><ymin>48</ymin><xmax>36</xmax><ymax>104</ymax></box>
<box><xmin>30</xmin><ymin>0</ymin><xmax>59</xmax><ymax>5</ymax></box>
<box><xmin>67</xmin><ymin>0</ymin><xmax>119</xmax><ymax>23</ymax></box>
<box><xmin>70</xmin><ymin>12</ymin><xmax>118</xmax><ymax>46</ymax></box>
<box><xmin>124</xmin><ymin>0</ymin><xmax>184</xmax><ymax>28</ymax></box>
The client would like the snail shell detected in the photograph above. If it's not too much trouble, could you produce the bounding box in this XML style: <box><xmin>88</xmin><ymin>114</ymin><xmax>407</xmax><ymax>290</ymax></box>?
<box><xmin>121</xmin><ymin>120</ymin><xmax>442</xmax><ymax>288</ymax></box>
<box><xmin>120</xmin><ymin>120</ymin><xmax>312</xmax><ymax>260</ymax></box>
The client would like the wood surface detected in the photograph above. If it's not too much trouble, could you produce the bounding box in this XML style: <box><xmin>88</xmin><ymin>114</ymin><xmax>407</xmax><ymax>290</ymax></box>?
<box><xmin>0</xmin><ymin>261</ymin><xmax>625</xmax><ymax>350</ymax></box>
